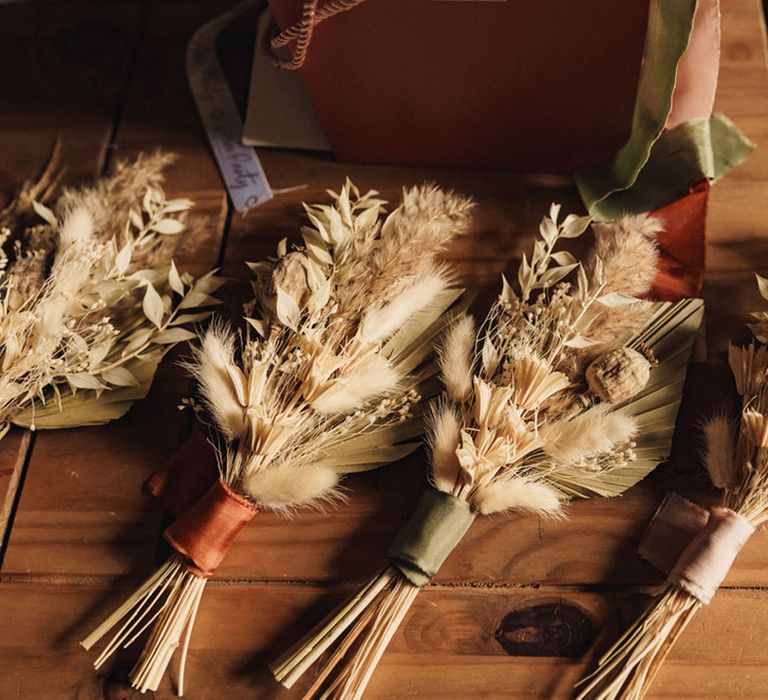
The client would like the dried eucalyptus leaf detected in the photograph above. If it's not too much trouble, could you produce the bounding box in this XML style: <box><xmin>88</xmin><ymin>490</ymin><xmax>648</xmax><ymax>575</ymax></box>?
<box><xmin>101</xmin><ymin>366</ymin><xmax>140</xmax><ymax>387</ymax></box>
<box><xmin>756</xmin><ymin>273</ymin><xmax>768</xmax><ymax>301</ymax></box>
<box><xmin>152</xmin><ymin>328</ymin><xmax>196</xmax><ymax>345</ymax></box>
<box><xmin>142</xmin><ymin>283</ymin><xmax>164</xmax><ymax>328</ymax></box>
<box><xmin>170</xmin><ymin>312</ymin><xmax>211</xmax><ymax>327</ymax></box>
<box><xmin>152</xmin><ymin>218</ymin><xmax>185</xmax><ymax>235</ymax></box>
<box><xmin>66</xmin><ymin>373</ymin><xmax>106</xmax><ymax>391</ymax></box>
<box><xmin>163</xmin><ymin>198</ymin><xmax>193</xmax><ymax>213</ymax></box>
<box><xmin>275</xmin><ymin>286</ymin><xmax>300</xmax><ymax>330</ymax></box>
<box><xmin>115</xmin><ymin>243</ymin><xmax>133</xmax><ymax>275</ymax></box>
<box><xmin>178</xmin><ymin>292</ymin><xmax>221</xmax><ymax>310</ymax></box>
<box><xmin>168</xmin><ymin>260</ymin><xmax>184</xmax><ymax>295</ymax></box>
<box><xmin>561</xmin><ymin>213</ymin><xmax>591</xmax><ymax>238</ymax></box>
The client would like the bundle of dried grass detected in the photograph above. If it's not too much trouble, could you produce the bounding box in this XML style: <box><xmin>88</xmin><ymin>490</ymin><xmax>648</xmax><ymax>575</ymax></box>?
<box><xmin>271</xmin><ymin>205</ymin><xmax>704</xmax><ymax>700</ymax></box>
<box><xmin>81</xmin><ymin>180</ymin><xmax>472</xmax><ymax>694</ymax></box>
<box><xmin>575</xmin><ymin>275</ymin><xmax>768</xmax><ymax>700</ymax></box>
<box><xmin>0</xmin><ymin>150</ymin><xmax>219</xmax><ymax>438</ymax></box>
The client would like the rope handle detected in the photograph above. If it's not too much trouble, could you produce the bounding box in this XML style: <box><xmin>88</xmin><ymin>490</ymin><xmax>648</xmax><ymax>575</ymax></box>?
<box><xmin>268</xmin><ymin>0</ymin><xmax>368</xmax><ymax>70</ymax></box>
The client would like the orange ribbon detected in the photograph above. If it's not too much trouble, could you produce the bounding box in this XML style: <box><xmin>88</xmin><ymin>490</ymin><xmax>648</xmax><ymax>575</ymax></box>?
<box><xmin>648</xmin><ymin>180</ymin><xmax>709</xmax><ymax>300</ymax></box>
<box><xmin>164</xmin><ymin>479</ymin><xmax>258</xmax><ymax>578</ymax></box>
<box><xmin>145</xmin><ymin>428</ymin><xmax>220</xmax><ymax>516</ymax></box>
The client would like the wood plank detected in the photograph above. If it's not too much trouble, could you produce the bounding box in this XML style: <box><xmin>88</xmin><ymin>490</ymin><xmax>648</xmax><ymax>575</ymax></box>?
<box><xmin>0</xmin><ymin>581</ymin><xmax>766</xmax><ymax>699</ymax></box>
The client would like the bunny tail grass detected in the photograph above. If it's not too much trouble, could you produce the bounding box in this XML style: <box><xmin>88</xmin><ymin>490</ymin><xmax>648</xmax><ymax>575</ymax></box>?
<box><xmin>271</xmin><ymin>566</ymin><xmax>419</xmax><ymax>699</ymax></box>
<box><xmin>81</xmin><ymin>555</ymin><xmax>207</xmax><ymax>696</ymax></box>
<box><xmin>574</xmin><ymin>585</ymin><xmax>700</xmax><ymax>700</ymax></box>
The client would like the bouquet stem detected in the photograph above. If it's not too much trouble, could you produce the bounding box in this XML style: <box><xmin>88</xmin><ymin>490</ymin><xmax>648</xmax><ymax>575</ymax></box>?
<box><xmin>271</xmin><ymin>566</ymin><xmax>420</xmax><ymax>699</ymax></box>
<box><xmin>81</xmin><ymin>555</ymin><xmax>207</xmax><ymax>695</ymax></box>
<box><xmin>575</xmin><ymin>585</ymin><xmax>701</xmax><ymax>700</ymax></box>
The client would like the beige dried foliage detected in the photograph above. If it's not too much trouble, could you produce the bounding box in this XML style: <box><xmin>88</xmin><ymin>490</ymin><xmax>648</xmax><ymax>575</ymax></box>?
<box><xmin>701</xmin><ymin>413</ymin><xmax>737</xmax><ymax>489</ymax></box>
<box><xmin>427</xmin><ymin>402</ymin><xmax>462</xmax><ymax>493</ymax></box>
<box><xmin>577</xmin><ymin>281</ymin><xmax>768</xmax><ymax>700</ymax></box>
<box><xmin>0</xmin><ymin>152</ymin><xmax>219</xmax><ymax>436</ymax></box>
<box><xmin>272</xmin><ymin>203</ymin><xmax>704</xmax><ymax>700</ymax></box>
<box><xmin>438</xmin><ymin>314</ymin><xmax>475</xmax><ymax>401</ymax></box>
<box><xmin>474</xmin><ymin>476</ymin><xmax>561</xmax><ymax>517</ymax></box>
<box><xmin>84</xmin><ymin>179</ymin><xmax>471</xmax><ymax>694</ymax></box>
<box><xmin>588</xmin><ymin>213</ymin><xmax>661</xmax><ymax>297</ymax></box>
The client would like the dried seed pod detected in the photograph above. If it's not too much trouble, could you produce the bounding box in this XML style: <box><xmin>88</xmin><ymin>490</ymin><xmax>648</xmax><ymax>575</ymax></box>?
<box><xmin>585</xmin><ymin>347</ymin><xmax>651</xmax><ymax>404</ymax></box>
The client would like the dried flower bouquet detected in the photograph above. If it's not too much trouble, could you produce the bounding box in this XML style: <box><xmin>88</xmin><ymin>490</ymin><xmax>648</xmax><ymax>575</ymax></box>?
<box><xmin>81</xmin><ymin>181</ymin><xmax>473</xmax><ymax>694</ymax></box>
<box><xmin>271</xmin><ymin>205</ymin><xmax>704</xmax><ymax>700</ymax></box>
<box><xmin>574</xmin><ymin>276</ymin><xmax>768</xmax><ymax>700</ymax></box>
<box><xmin>0</xmin><ymin>150</ymin><xmax>220</xmax><ymax>438</ymax></box>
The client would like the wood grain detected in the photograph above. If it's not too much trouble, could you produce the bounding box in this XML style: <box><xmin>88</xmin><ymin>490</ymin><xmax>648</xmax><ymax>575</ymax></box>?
<box><xmin>1</xmin><ymin>582</ymin><xmax>768</xmax><ymax>699</ymax></box>
<box><xmin>1</xmin><ymin>0</ymin><xmax>768</xmax><ymax>698</ymax></box>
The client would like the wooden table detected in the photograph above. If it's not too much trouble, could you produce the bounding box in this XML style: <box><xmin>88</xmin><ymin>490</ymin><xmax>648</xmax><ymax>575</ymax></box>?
<box><xmin>1</xmin><ymin>1</ymin><xmax>768</xmax><ymax>698</ymax></box>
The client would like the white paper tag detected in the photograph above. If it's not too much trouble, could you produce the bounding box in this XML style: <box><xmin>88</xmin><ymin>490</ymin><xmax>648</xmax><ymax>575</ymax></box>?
<box><xmin>187</xmin><ymin>0</ymin><xmax>273</xmax><ymax>213</ymax></box>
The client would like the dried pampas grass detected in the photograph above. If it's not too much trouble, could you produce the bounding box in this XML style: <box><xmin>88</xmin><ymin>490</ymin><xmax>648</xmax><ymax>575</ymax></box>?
<box><xmin>0</xmin><ymin>150</ymin><xmax>219</xmax><ymax>439</ymax></box>
<box><xmin>272</xmin><ymin>205</ymin><xmax>703</xmax><ymax>700</ymax></box>
<box><xmin>82</xmin><ymin>179</ymin><xmax>471</xmax><ymax>694</ymax></box>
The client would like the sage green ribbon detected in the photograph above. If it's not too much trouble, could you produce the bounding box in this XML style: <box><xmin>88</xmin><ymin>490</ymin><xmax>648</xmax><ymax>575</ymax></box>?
<box><xmin>574</xmin><ymin>1</ymin><xmax>754</xmax><ymax>221</ymax></box>
<box><xmin>575</xmin><ymin>0</ymin><xmax>696</xmax><ymax>219</ymax></box>
<box><xmin>387</xmin><ymin>489</ymin><xmax>476</xmax><ymax>587</ymax></box>
<box><xmin>587</xmin><ymin>113</ymin><xmax>754</xmax><ymax>218</ymax></box>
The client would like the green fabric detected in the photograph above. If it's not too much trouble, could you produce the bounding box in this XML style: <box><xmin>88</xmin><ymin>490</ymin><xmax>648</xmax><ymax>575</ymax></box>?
<box><xmin>586</xmin><ymin>113</ymin><xmax>754</xmax><ymax>219</ymax></box>
<box><xmin>575</xmin><ymin>0</ymin><xmax>697</xmax><ymax>219</ymax></box>
<box><xmin>387</xmin><ymin>489</ymin><xmax>476</xmax><ymax>587</ymax></box>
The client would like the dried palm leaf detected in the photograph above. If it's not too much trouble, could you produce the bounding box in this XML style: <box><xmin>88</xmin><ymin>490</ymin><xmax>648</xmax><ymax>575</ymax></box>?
<box><xmin>81</xmin><ymin>180</ymin><xmax>472</xmax><ymax>694</ymax></box>
<box><xmin>271</xmin><ymin>205</ymin><xmax>703</xmax><ymax>700</ymax></box>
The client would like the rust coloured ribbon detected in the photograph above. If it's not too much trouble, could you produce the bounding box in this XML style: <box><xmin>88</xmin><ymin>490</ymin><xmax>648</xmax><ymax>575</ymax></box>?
<box><xmin>648</xmin><ymin>180</ymin><xmax>709</xmax><ymax>300</ymax></box>
<box><xmin>164</xmin><ymin>479</ymin><xmax>258</xmax><ymax>578</ymax></box>
<box><xmin>145</xmin><ymin>428</ymin><xmax>220</xmax><ymax>516</ymax></box>
<box><xmin>638</xmin><ymin>492</ymin><xmax>755</xmax><ymax>604</ymax></box>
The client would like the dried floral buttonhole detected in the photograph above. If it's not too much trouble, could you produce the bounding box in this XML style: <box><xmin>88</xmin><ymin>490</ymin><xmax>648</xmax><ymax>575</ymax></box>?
<box><xmin>576</xmin><ymin>273</ymin><xmax>768</xmax><ymax>700</ymax></box>
<box><xmin>271</xmin><ymin>204</ymin><xmax>704</xmax><ymax>700</ymax></box>
<box><xmin>0</xmin><ymin>150</ymin><xmax>221</xmax><ymax>439</ymax></box>
<box><xmin>81</xmin><ymin>180</ymin><xmax>473</xmax><ymax>695</ymax></box>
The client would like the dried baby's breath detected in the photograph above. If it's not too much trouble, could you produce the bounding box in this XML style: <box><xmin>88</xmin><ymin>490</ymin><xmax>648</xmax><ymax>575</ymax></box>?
<box><xmin>0</xmin><ymin>151</ymin><xmax>219</xmax><ymax>436</ymax></box>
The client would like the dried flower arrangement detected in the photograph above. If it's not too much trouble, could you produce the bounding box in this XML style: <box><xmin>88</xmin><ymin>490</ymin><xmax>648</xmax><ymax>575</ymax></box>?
<box><xmin>271</xmin><ymin>205</ymin><xmax>704</xmax><ymax>700</ymax></box>
<box><xmin>574</xmin><ymin>275</ymin><xmax>768</xmax><ymax>700</ymax></box>
<box><xmin>0</xmin><ymin>149</ymin><xmax>219</xmax><ymax>438</ymax></box>
<box><xmin>81</xmin><ymin>180</ymin><xmax>473</xmax><ymax>694</ymax></box>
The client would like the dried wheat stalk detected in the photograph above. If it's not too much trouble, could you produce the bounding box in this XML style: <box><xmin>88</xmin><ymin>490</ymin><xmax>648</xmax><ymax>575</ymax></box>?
<box><xmin>81</xmin><ymin>180</ymin><xmax>472</xmax><ymax>695</ymax></box>
<box><xmin>0</xmin><ymin>150</ymin><xmax>220</xmax><ymax>437</ymax></box>
<box><xmin>272</xmin><ymin>207</ymin><xmax>704</xmax><ymax>699</ymax></box>
<box><xmin>575</xmin><ymin>276</ymin><xmax>768</xmax><ymax>700</ymax></box>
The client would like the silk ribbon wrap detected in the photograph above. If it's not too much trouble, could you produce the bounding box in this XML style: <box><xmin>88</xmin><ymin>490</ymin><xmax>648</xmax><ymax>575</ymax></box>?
<box><xmin>145</xmin><ymin>429</ymin><xmax>220</xmax><ymax>516</ymax></box>
<box><xmin>164</xmin><ymin>479</ymin><xmax>258</xmax><ymax>578</ymax></box>
<box><xmin>387</xmin><ymin>489</ymin><xmax>476</xmax><ymax>587</ymax></box>
<box><xmin>638</xmin><ymin>492</ymin><xmax>755</xmax><ymax>604</ymax></box>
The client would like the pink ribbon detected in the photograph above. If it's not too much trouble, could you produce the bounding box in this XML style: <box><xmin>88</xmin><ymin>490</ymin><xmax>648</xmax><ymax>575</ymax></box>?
<box><xmin>638</xmin><ymin>492</ymin><xmax>754</xmax><ymax>604</ymax></box>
